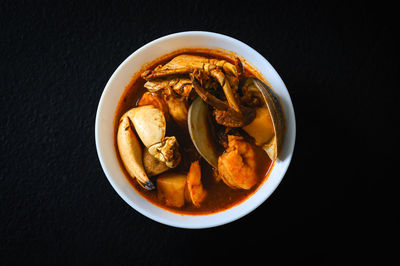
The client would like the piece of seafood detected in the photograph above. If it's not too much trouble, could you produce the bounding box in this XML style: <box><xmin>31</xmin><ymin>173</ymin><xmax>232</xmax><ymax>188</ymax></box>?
<box><xmin>218</xmin><ymin>135</ymin><xmax>258</xmax><ymax>190</ymax></box>
<box><xmin>142</xmin><ymin>54</ymin><xmax>253</xmax><ymax>127</ymax></box>
<box><xmin>188</xmin><ymin>77</ymin><xmax>284</xmax><ymax>180</ymax></box>
<box><xmin>137</xmin><ymin>92</ymin><xmax>170</xmax><ymax>119</ymax></box>
<box><xmin>188</xmin><ymin>97</ymin><xmax>219</xmax><ymax>168</ymax></box>
<box><xmin>148</xmin><ymin>136</ymin><xmax>181</xmax><ymax>168</ymax></box>
<box><xmin>120</xmin><ymin>105</ymin><xmax>165</xmax><ymax>148</ymax></box>
<box><xmin>117</xmin><ymin>105</ymin><xmax>182</xmax><ymax>189</ymax></box>
<box><xmin>117</xmin><ymin>115</ymin><xmax>155</xmax><ymax>190</ymax></box>
<box><xmin>141</xmin><ymin>54</ymin><xmax>240</xmax><ymax>97</ymax></box>
<box><xmin>143</xmin><ymin>148</ymin><xmax>169</xmax><ymax>177</ymax></box>
<box><xmin>241</xmin><ymin>77</ymin><xmax>285</xmax><ymax>160</ymax></box>
<box><xmin>144</xmin><ymin>77</ymin><xmax>193</xmax><ymax>97</ymax></box>
<box><xmin>185</xmin><ymin>161</ymin><xmax>207</xmax><ymax>207</ymax></box>
<box><xmin>142</xmin><ymin>55</ymin><xmax>237</xmax><ymax>80</ymax></box>
<box><xmin>162</xmin><ymin>88</ymin><xmax>188</xmax><ymax>127</ymax></box>
<box><xmin>138</xmin><ymin>89</ymin><xmax>188</xmax><ymax>127</ymax></box>
<box><xmin>191</xmin><ymin>71</ymin><xmax>255</xmax><ymax>127</ymax></box>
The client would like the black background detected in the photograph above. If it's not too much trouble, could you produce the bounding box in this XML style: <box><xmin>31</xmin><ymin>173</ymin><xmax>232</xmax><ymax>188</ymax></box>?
<box><xmin>1</xmin><ymin>0</ymin><xmax>397</xmax><ymax>265</ymax></box>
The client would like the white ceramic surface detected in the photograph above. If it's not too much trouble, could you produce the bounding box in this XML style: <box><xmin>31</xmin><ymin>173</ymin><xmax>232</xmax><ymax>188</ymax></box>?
<box><xmin>95</xmin><ymin>31</ymin><xmax>296</xmax><ymax>229</ymax></box>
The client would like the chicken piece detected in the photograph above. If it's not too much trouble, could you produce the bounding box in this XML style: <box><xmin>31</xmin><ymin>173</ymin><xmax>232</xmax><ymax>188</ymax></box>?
<box><xmin>148</xmin><ymin>136</ymin><xmax>181</xmax><ymax>168</ymax></box>
<box><xmin>157</xmin><ymin>172</ymin><xmax>187</xmax><ymax>208</ymax></box>
<box><xmin>185</xmin><ymin>161</ymin><xmax>207</xmax><ymax>207</ymax></box>
<box><xmin>218</xmin><ymin>135</ymin><xmax>258</xmax><ymax>190</ymax></box>
<box><xmin>137</xmin><ymin>92</ymin><xmax>169</xmax><ymax>119</ymax></box>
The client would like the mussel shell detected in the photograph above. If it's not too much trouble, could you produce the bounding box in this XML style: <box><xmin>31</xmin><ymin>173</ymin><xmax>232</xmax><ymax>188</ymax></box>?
<box><xmin>250</xmin><ymin>77</ymin><xmax>285</xmax><ymax>160</ymax></box>
<box><xmin>188</xmin><ymin>97</ymin><xmax>219</xmax><ymax>168</ymax></box>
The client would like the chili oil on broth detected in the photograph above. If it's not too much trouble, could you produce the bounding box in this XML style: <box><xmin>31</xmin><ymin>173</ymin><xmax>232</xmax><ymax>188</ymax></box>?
<box><xmin>114</xmin><ymin>48</ymin><xmax>273</xmax><ymax>215</ymax></box>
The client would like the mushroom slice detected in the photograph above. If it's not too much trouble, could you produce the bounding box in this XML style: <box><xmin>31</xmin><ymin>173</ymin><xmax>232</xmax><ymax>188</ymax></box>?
<box><xmin>117</xmin><ymin>116</ymin><xmax>155</xmax><ymax>190</ymax></box>
<box><xmin>185</xmin><ymin>161</ymin><xmax>207</xmax><ymax>207</ymax></box>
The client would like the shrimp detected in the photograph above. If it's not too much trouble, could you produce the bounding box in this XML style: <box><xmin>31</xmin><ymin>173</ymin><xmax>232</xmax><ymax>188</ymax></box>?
<box><xmin>185</xmin><ymin>161</ymin><xmax>207</xmax><ymax>207</ymax></box>
<box><xmin>217</xmin><ymin>135</ymin><xmax>258</xmax><ymax>190</ymax></box>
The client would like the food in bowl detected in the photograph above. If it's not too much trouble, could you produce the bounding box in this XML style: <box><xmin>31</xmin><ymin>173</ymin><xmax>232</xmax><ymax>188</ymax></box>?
<box><xmin>115</xmin><ymin>48</ymin><xmax>285</xmax><ymax>215</ymax></box>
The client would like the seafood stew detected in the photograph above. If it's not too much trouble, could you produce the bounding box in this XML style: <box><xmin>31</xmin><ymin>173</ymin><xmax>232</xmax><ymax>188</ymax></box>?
<box><xmin>115</xmin><ymin>49</ymin><xmax>284</xmax><ymax>215</ymax></box>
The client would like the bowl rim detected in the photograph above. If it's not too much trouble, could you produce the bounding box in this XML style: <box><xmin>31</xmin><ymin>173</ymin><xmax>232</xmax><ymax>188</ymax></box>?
<box><xmin>95</xmin><ymin>31</ymin><xmax>296</xmax><ymax>229</ymax></box>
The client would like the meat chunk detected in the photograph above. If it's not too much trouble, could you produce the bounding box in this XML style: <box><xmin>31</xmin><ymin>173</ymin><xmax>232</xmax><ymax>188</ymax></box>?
<box><xmin>218</xmin><ymin>135</ymin><xmax>258</xmax><ymax>189</ymax></box>
<box><xmin>185</xmin><ymin>161</ymin><xmax>207</xmax><ymax>207</ymax></box>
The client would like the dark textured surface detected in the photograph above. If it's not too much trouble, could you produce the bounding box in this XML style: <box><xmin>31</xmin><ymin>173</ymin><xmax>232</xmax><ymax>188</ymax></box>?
<box><xmin>1</xmin><ymin>0</ymin><xmax>396</xmax><ymax>265</ymax></box>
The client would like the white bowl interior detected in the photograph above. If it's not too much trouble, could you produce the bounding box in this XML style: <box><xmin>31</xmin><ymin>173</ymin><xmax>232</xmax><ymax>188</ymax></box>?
<box><xmin>95</xmin><ymin>31</ymin><xmax>296</xmax><ymax>228</ymax></box>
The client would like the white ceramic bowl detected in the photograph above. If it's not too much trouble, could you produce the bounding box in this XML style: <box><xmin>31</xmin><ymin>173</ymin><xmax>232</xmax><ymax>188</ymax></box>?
<box><xmin>95</xmin><ymin>31</ymin><xmax>296</xmax><ymax>229</ymax></box>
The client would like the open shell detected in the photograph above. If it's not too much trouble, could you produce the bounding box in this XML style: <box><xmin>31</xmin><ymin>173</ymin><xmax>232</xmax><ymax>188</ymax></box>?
<box><xmin>188</xmin><ymin>97</ymin><xmax>219</xmax><ymax>168</ymax></box>
<box><xmin>247</xmin><ymin>77</ymin><xmax>285</xmax><ymax>160</ymax></box>
<box><xmin>188</xmin><ymin>77</ymin><xmax>285</xmax><ymax>164</ymax></box>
